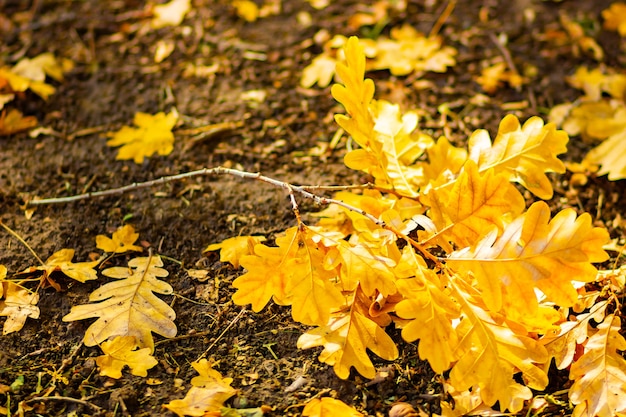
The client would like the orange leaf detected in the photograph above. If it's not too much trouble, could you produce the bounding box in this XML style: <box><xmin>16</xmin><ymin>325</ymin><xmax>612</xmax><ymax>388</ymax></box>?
<box><xmin>204</xmin><ymin>235</ymin><xmax>266</xmax><ymax>269</ymax></box>
<box><xmin>0</xmin><ymin>109</ymin><xmax>37</xmax><ymax>136</ymax></box>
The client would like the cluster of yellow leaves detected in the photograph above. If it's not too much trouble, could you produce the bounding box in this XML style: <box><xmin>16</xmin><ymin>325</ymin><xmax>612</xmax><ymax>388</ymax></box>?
<box><xmin>208</xmin><ymin>37</ymin><xmax>623</xmax><ymax>416</ymax></box>
<box><xmin>549</xmin><ymin>66</ymin><xmax>626</xmax><ymax>180</ymax></box>
<box><xmin>0</xmin><ymin>52</ymin><xmax>73</xmax><ymax>135</ymax></box>
<box><xmin>300</xmin><ymin>26</ymin><xmax>456</xmax><ymax>88</ymax></box>
<box><xmin>106</xmin><ymin>110</ymin><xmax>179</xmax><ymax>164</ymax></box>
<box><xmin>0</xmin><ymin>225</ymin><xmax>174</xmax><ymax>380</ymax></box>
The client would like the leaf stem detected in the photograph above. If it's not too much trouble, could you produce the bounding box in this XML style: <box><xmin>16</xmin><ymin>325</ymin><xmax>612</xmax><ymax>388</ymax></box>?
<box><xmin>0</xmin><ymin>221</ymin><xmax>44</xmax><ymax>266</ymax></box>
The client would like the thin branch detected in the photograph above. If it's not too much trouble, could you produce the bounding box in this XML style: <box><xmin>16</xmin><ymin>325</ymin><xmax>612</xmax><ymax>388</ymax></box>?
<box><xmin>26</xmin><ymin>396</ymin><xmax>103</xmax><ymax>412</ymax></box>
<box><xmin>26</xmin><ymin>166</ymin><xmax>387</xmax><ymax>227</ymax></box>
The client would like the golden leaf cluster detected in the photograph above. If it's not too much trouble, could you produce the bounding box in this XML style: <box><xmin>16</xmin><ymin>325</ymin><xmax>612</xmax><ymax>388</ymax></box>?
<box><xmin>206</xmin><ymin>37</ymin><xmax>623</xmax><ymax>416</ymax></box>
<box><xmin>549</xmin><ymin>66</ymin><xmax>626</xmax><ymax>180</ymax></box>
<box><xmin>300</xmin><ymin>27</ymin><xmax>456</xmax><ymax>88</ymax></box>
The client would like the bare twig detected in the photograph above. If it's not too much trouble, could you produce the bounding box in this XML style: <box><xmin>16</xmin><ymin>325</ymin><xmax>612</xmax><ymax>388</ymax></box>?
<box><xmin>26</xmin><ymin>396</ymin><xmax>103</xmax><ymax>412</ymax></box>
<box><xmin>26</xmin><ymin>167</ymin><xmax>387</xmax><ymax>227</ymax></box>
<box><xmin>197</xmin><ymin>307</ymin><xmax>247</xmax><ymax>360</ymax></box>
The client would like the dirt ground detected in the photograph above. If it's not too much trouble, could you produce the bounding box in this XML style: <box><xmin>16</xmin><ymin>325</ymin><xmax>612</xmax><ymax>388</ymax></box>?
<box><xmin>0</xmin><ymin>0</ymin><xmax>625</xmax><ymax>416</ymax></box>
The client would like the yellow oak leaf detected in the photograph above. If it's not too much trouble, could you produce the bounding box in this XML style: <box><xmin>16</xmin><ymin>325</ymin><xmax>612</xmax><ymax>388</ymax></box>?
<box><xmin>420</xmin><ymin>136</ymin><xmax>467</xmax><ymax>186</ymax></box>
<box><xmin>448</xmin><ymin>201</ymin><xmax>609</xmax><ymax>317</ymax></box>
<box><xmin>21</xmin><ymin>248</ymin><xmax>98</xmax><ymax>290</ymax></box>
<box><xmin>0</xmin><ymin>281</ymin><xmax>39</xmax><ymax>335</ymax></box>
<box><xmin>232</xmin><ymin>227</ymin><xmax>300</xmax><ymax>311</ymax></box>
<box><xmin>603</xmin><ymin>2</ymin><xmax>626</xmax><ymax>36</ymax></box>
<box><xmin>151</xmin><ymin>0</ymin><xmax>191</xmax><ymax>29</ymax></box>
<box><xmin>96</xmin><ymin>224</ymin><xmax>143</xmax><ymax>254</ymax></box>
<box><xmin>300</xmin><ymin>54</ymin><xmax>338</xmax><ymax>88</ymax></box>
<box><xmin>0</xmin><ymin>109</ymin><xmax>37</xmax><ymax>136</ymax></box>
<box><xmin>164</xmin><ymin>360</ymin><xmax>236</xmax><ymax>417</ymax></box>
<box><xmin>541</xmin><ymin>301</ymin><xmax>608</xmax><ymax>370</ymax></box>
<box><xmin>476</xmin><ymin>62</ymin><xmax>526</xmax><ymax>94</ymax></box>
<box><xmin>467</xmin><ymin>114</ymin><xmax>568</xmax><ymax>199</ymax></box>
<box><xmin>395</xmin><ymin>266</ymin><xmax>460</xmax><ymax>373</ymax></box>
<box><xmin>62</xmin><ymin>255</ymin><xmax>176</xmax><ymax>351</ymax></box>
<box><xmin>302</xmin><ymin>398</ymin><xmax>364</xmax><ymax>417</ymax></box>
<box><xmin>106</xmin><ymin>110</ymin><xmax>178</xmax><ymax>164</ymax></box>
<box><xmin>0</xmin><ymin>265</ymin><xmax>5</xmax><ymax>298</ymax></box>
<box><xmin>569</xmin><ymin>314</ymin><xmax>626</xmax><ymax>417</ymax></box>
<box><xmin>232</xmin><ymin>227</ymin><xmax>345</xmax><ymax>326</ymax></box>
<box><xmin>427</xmin><ymin>161</ymin><xmax>525</xmax><ymax>249</ymax></box>
<box><xmin>324</xmin><ymin>240</ymin><xmax>397</xmax><ymax>297</ymax></box>
<box><xmin>232</xmin><ymin>0</ymin><xmax>259</xmax><ymax>22</ymax></box>
<box><xmin>585</xmin><ymin>129</ymin><xmax>626</xmax><ymax>180</ymax></box>
<box><xmin>449</xmin><ymin>295</ymin><xmax>549</xmax><ymax>413</ymax></box>
<box><xmin>367</xmin><ymin>25</ymin><xmax>456</xmax><ymax>76</ymax></box>
<box><xmin>332</xmin><ymin>36</ymin><xmax>376</xmax><ymax>151</ymax></box>
<box><xmin>96</xmin><ymin>335</ymin><xmax>158</xmax><ymax>378</ymax></box>
<box><xmin>0</xmin><ymin>52</ymin><xmax>72</xmax><ymax>100</ymax></box>
<box><xmin>297</xmin><ymin>303</ymin><xmax>399</xmax><ymax>379</ymax></box>
<box><xmin>204</xmin><ymin>235</ymin><xmax>266</xmax><ymax>269</ymax></box>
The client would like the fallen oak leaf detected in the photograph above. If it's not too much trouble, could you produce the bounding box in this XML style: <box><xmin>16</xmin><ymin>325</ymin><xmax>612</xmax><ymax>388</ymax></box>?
<box><xmin>106</xmin><ymin>110</ymin><xmax>179</xmax><ymax>164</ymax></box>
<box><xmin>62</xmin><ymin>254</ymin><xmax>176</xmax><ymax>351</ymax></box>
<box><xmin>96</xmin><ymin>335</ymin><xmax>158</xmax><ymax>378</ymax></box>
<box><xmin>204</xmin><ymin>235</ymin><xmax>266</xmax><ymax>269</ymax></box>
<box><xmin>151</xmin><ymin>0</ymin><xmax>191</xmax><ymax>29</ymax></box>
<box><xmin>302</xmin><ymin>397</ymin><xmax>364</xmax><ymax>417</ymax></box>
<box><xmin>0</xmin><ymin>109</ymin><xmax>37</xmax><ymax>136</ymax></box>
<box><xmin>20</xmin><ymin>248</ymin><xmax>99</xmax><ymax>290</ymax></box>
<box><xmin>602</xmin><ymin>2</ymin><xmax>626</xmax><ymax>36</ymax></box>
<box><xmin>0</xmin><ymin>281</ymin><xmax>40</xmax><ymax>335</ymax></box>
<box><xmin>96</xmin><ymin>224</ymin><xmax>143</xmax><ymax>254</ymax></box>
<box><xmin>164</xmin><ymin>359</ymin><xmax>237</xmax><ymax>417</ymax></box>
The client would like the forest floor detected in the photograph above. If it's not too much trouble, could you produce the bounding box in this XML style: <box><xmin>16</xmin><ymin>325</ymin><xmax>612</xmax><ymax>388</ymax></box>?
<box><xmin>0</xmin><ymin>0</ymin><xmax>625</xmax><ymax>416</ymax></box>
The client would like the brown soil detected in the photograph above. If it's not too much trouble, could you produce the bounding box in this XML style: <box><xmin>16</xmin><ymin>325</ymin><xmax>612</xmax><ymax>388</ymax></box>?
<box><xmin>0</xmin><ymin>1</ymin><xmax>624</xmax><ymax>416</ymax></box>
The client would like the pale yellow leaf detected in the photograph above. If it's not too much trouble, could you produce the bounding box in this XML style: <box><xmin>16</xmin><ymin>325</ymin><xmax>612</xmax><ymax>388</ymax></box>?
<box><xmin>569</xmin><ymin>314</ymin><xmax>626</xmax><ymax>417</ymax></box>
<box><xmin>297</xmin><ymin>306</ymin><xmax>399</xmax><ymax>379</ymax></box>
<box><xmin>96</xmin><ymin>335</ymin><xmax>158</xmax><ymax>378</ymax></box>
<box><xmin>0</xmin><ymin>282</ymin><xmax>39</xmax><ymax>335</ymax></box>
<box><xmin>468</xmin><ymin>115</ymin><xmax>568</xmax><ymax>199</ymax></box>
<box><xmin>62</xmin><ymin>255</ymin><xmax>176</xmax><ymax>351</ymax></box>
<box><xmin>585</xmin><ymin>129</ymin><xmax>626</xmax><ymax>180</ymax></box>
<box><xmin>301</xmin><ymin>54</ymin><xmax>337</xmax><ymax>88</ymax></box>
<box><xmin>25</xmin><ymin>248</ymin><xmax>98</xmax><ymax>284</ymax></box>
<box><xmin>151</xmin><ymin>0</ymin><xmax>190</xmax><ymax>29</ymax></box>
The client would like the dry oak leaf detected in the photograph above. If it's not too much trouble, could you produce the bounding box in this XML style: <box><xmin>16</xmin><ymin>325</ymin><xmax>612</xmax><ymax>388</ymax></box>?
<box><xmin>395</xmin><ymin>267</ymin><xmax>460</xmax><ymax>374</ymax></box>
<box><xmin>300</xmin><ymin>54</ymin><xmax>338</xmax><ymax>88</ymax></box>
<box><xmin>302</xmin><ymin>397</ymin><xmax>364</xmax><ymax>417</ymax></box>
<box><xmin>62</xmin><ymin>255</ymin><xmax>176</xmax><ymax>352</ymax></box>
<box><xmin>475</xmin><ymin>62</ymin><xmax>525</xmax><ymax>94</ymax></box>
<box><xmin>419</xmin><ymin>136</ymin><xmax>467</xmax><ymax>187</ymax></box>
<box><xmin>566</xmin><ymin>67</ymin><xmax>626</xmax><ymax>101</ymax></box>
<box><xmin>0</xmin><ymin>52</ymin><xmax>73</xmax><ymax>100</ymax></box>
<box><xmin>427</xmin><ymin>160</ymin><xmax>526</xmax><ymax>250</ymax></box>
<box><xmin>204</xmin><ymin>235</ymin><xmax>266</xmax><ymax>269</ymax></box>
<box><xmin>602</xmin><ymin>2</ymin><xmax>626</xmax><ymax>36</ymax></box>
<box><xmin>22</xmin><ymin>248</ymin><xmax>99</xmax><ymax>290</ymax></box>
<box><xmin>96</xmin><ymin>224</ymin><xmax>143</xmax><ymax>254</ymax></box>
<box><xmin>569</xmin><ymin>314</ymin><xmax>626</xmax><ymax>417</ymax></box>
<box><xmin>232</xmin><ymin>227</ymin><xmax>344</xmax><ymax>327</ymax></box>
<box><xmin>297</xmin><ymin>302</ymin><xmax>399</xmax><ymax>379</ymax></box>
<box><xmin>151</xmin><ymin>0</ymin><xmax>191</xmax><ymax>29</ymax></box>
<box><xmin>106</xmin><ymin>110</ymin><xmax>178</xmax><ymax>164</ymax></box>
<box><xmin>0</xmin><ymin>109</ymin><xmax>37</xmax><ymax>136</ymax></box>
<box><xmin>96</xmin><ymin>335</ymin><xmax>158</xmax><ymax>378</ymax></box>
<box><xmin>467</xmin><ymin>114</ymin><xmax>568</xmax><ymax>199</ymax></box>
<box><xmin>0</xmin><ymin>281</ymin><xmax>39</xmax><ymax>335</ymax></box>
<box><xmin>541</xmin><ymin>300</ymin><xmax>608</xmax><ymax>370</ymax></box>
<box><xmin>448</xmin><ymin>296</ymin><xmax>550</xmax><ymax>413</ymax></box>
<box><xmin>584</xmin><ymin>129</ymin><xmax>626</xmax><ymax>180</ymax></box>
<box><xmin>448</xmin><ymin>201</ymin><xmax>609</xmax><ymax>317</ymax></box>
<box><xmin>164</xmin><ymin>360</ymin><xmax>236</xmax><ymax>417</ymax></box>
